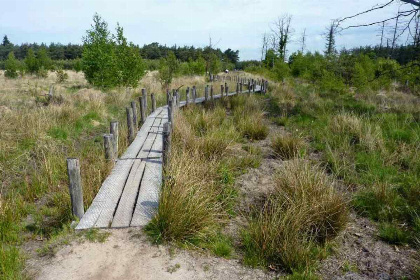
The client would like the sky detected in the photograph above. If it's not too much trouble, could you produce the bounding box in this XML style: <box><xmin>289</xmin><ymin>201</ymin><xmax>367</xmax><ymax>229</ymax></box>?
<box><xmin>0</xmin><ymin>0</ymin><xmax>408</xmax><ymax>60</ymax></box>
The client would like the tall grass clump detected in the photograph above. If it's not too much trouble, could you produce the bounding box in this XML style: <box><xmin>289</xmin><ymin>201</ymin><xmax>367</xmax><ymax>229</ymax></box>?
<box><xmin>231</xmin><ymin>95</ymin><xmax>269</xmax><ymax>140</ymax></box>
<box><xmin>146</xmin><ymin>100</ymin><xmax>263</xmax><ymax>245</ymax></box>
<box><xmin>271</xmin><ymin>135</ymin><xmax>306</xmax><ymax>159</ymax></box>
<box><xmin>243</xmin><ymin>160</ymin><xmax>348</xmax><ymax>272</ymax></box>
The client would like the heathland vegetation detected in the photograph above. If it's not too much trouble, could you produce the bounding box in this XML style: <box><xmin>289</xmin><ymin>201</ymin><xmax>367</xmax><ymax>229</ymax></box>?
<box><xmin>1</xmin><ymin>7</ymin><xmax>419</xmax><ymax>280</ymax></box>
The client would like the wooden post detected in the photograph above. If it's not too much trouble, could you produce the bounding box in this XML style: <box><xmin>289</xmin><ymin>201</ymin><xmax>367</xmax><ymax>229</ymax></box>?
<box><xmin>166</xmin><ymin>89</ymin><xmax>170</xmax><ymax>105</ymax></box>
<box><xmin>205</xmin><ymin>85</ymin><xmax>209</xmax><ymax>102</ymax></box>
<box><xmin>151</xmin><ymin>93</ymin><xmax>156</xmax><ymax>112</ymax></box>
<box><xmin>168</xmin><ymin>99</ymin><xmax>174</xmax><ymax>126</ymax></box>
<box><xmin>66</xmin><ymin>158</ymin><xmax>84</xmax><ymax>219</ymax></box>
<box><xmin>139</xmin><ymin>96</ymin><xmax>146</xmax><ymax>125</ymax></box>
<box><xmin>248</xmin><ymin>81</ymin><xmax>251</xmax><ymax>94</ymax></box>
<box><xmin>142</xmin><ymin>88</ymin><xmax>147</xmax><ymax>112</ymax></box>
<box><xmin>176</xmin><ymin>90</ymin><xmax>180</xmax><ymax>107</ymax></box>
<box><xmin>104</xmin><ymin>134</ymin><xmax>113</xmax><ymax>160</ymax></box>
<box><xmin>131</xmin><ymin>101</ymin><xmax>138</xmax><ymax>130</ymax></box>
<box><xmin>110</xmin><ymin>121</ymin><xmax>119</xmax><ymax>159</ymax></box>
<box><xmin>236</xmin><ymin>82</ymin><xmax>239</xmax><ymax>94</ymax></box>
<box><xmin>210</xmin><ymin>85</ymin><xmax>214</xmax><ymax>101</ymax></box>
<box><xmin>126</xmin><ymin>107</ymin><xmax>135</xmax><ymax>143</ymax></box>
<box><xmin>225</xmin><ymin>82</ymin><xmax>228</xmax><ymax>94</ymax></box>
<box><xmin>162</xmin><ymin>122</ymin><xmax>172</xmax><ymax>167</ymax></box>
<box><xmin>48</xmin><ymin>85</ymin><xmax>54</xmax><ymax>101</ymax></box>
<box><xmin>192</xmin><ymin>86</ymin><xmax>196</xmax><ymax>104</ymax></box>
<box><xmin>253</xmin><ymin>81</ymin><xmax>256</xmax><ymax>92</ymax></box>
<box><xmin>221</xmin><ymin>85</ymin><xmax>224</xmax><ymax>98</ymax></box>
<box><xmin>186</xmin><ymin>87</ymin><xmax>190</xmax><ymax>106</ymax></box>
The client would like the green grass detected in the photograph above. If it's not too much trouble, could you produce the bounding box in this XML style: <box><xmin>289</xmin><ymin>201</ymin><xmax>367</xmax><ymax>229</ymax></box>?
<box><xmin>268</xmin><ymin>81</ymin><xmax>420</xmax><ymax>247</ymax></box>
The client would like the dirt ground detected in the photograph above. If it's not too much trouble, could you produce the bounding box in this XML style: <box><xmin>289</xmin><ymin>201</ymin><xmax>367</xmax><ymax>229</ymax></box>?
<box><xmin>28</xmin><ymin>120</ymin><xmax>417</xmax><ymax>280</ymax></box>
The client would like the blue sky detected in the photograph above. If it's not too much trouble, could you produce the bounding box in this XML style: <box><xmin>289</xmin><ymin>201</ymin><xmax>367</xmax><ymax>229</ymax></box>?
<box><xmin>0</xmin><ymin>0</ymin><xmax>407</xmax><ymax>60</ymax></box>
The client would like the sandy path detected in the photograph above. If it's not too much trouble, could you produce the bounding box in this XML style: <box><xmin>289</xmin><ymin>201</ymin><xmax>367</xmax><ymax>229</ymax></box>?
<box><xmin>33</xmin><ymin>228</ymin><xmax>270</xmax><ymax>280</ymax></box>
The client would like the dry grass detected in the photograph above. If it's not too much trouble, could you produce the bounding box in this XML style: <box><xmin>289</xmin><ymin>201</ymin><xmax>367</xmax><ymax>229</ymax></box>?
<box><xmin>0</xmin><ymin>70</ymin><xmax>220</xmax><ymax>277</ymax></box>
<box><xmin>146</xmin><ymin>95</ymin><xmax>265</xmax><ymax>245</ymax></box>
<box><xmin>243</xmin><ymin>160</ymin><xmax>348</xmax><ymax>272</ymax></box>
<box><xmin>271</xmin><ymin>135</ymin><xmax>306</xmax><ymax>159</ymax></box>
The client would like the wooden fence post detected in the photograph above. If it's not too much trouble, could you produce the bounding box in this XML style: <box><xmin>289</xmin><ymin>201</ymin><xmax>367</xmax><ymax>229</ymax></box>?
<box><xmin>166</xmin><ymin>89</ymin><xmax>170</xmax><ymax>105</ymax></box>
<box><xmin>151</xmin><ymin>93</ymin><xmax>156</xmax><ymax>112</ymax></box>
<box><xmin>240</xmin><ymin>83</ymin><xmax>243</xmax><ymax>93</ymax></box>
<box><xmin>205</xmin><ymin>85</ymin><xmax>209</xmax><ymax>102</ymax></box>
<box><xmin>139</xmin><ymin>96</ymin><xmax>146</xmax><ymax>125</ymax></box>
<box><xmin>104</xmin><ymin>134</ymin><xmax>113</xmax><ymax>160</ymax></box>
<box><xmin>210</xmin><ymin>85</ymin><xmax>214</xmax><ymax>101</ymax></box>
<box><xmin>168</xmin><ymin>99</ymin><xmax>174</xmax><ymax>126</ymax></box>
<box><xmin>186</xmin><ymin>87</ymin><xmax>190</xmax><ymax>106</ymax></box>
<box><xmin>236</xmin><ymin>82</ymin><xmax>239</xmax><ymax>94</ymax></box>
<box><xmin>162</xmin><ymin>122</ymin><xmax>172</xmax><ymax>167</ymax></box>
<box><xmin>248</xmin><ymin>81</ymin><xmax>251</xmax><ymax>94</ymax></box>
<box><xmin>142</xmin><ymin>88</ymin><xmax>147</xmax><ymax>112</ymax></box>
<box><xmin>131</xmin><ymin>101</ymin><xmax>138</xmax><ymax>130</ymax></box>
<box><xmin>126</xmin><ymin>107</ymin><xmax>135</xmax><ymax>143</ymax></box>
<box><xmin>221</xmin><ymin>84</ymin><xmax>224</xmax><ymax>98</ymax></box>
<box><xmin>110</xmin><ymin>121</ymin><xmax>119</xmax><ymax>159</ymax></box>
<box><xmin>66</xmin><ymin>158</ymin><xmax>84</xmax><ymax>219</ymax></box>
<box><xmin>225</xmin><ymin>82</ymin><xmax>228</xmax><ymax>94</ymax></box>
<box><xmin>192</xmin><ymin>86</ymin><xmax>196</xmax><ymax>104</ymax></box>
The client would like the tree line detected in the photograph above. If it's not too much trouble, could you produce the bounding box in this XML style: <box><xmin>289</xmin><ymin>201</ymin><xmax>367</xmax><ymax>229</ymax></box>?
<box><xmin>1</xmin><ymin>35</ymin><xmax>239</xmax><ymax>64</ymax></box>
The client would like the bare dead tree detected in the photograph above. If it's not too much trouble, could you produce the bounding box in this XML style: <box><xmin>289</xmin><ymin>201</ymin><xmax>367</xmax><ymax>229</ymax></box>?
<box><xmin>325</xmin><ymin>20</ymin><xmax>339</xmax><ymax>55</ymax></box>
<box><xmin>391</xmin><ymin>7</ymin><xmax>401</xmax><ymax>51</ymax></box>
<box><xmin>378</xmin><ymin>21</ymin><xmax>387</xmax><ymax>47</ymax></box>
<box><xmin>300</xmin><ymin>28</ymin><xmax>307</xmax><ymax>53</ymax></box>
<box><xmin>337</xmin><ymin>0</ymin><xmax>419</xmax><ymax>44</ymax></box>
<box><xmin>271</xmin><ymin>14</ymin><xmax>293</xmax><ymax>61</ymax></box>
<box><xmin>261</xmin><ymin>33</ymin><xmax>269</xmax><ymax>61</ymax></box>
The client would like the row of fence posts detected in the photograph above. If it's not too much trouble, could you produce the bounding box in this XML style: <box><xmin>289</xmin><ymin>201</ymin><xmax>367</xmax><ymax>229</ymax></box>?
<box><xmin>65</xmin><ymin>76</ymin><xmax>268</xmax><ymax>220</ymax></box>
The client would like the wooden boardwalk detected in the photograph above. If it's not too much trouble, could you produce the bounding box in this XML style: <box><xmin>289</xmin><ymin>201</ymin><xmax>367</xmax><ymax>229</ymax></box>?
<box><xmin>76</xmin><ymin>83</ymin><xmax>262</xmax><ymax>230</ymax></box>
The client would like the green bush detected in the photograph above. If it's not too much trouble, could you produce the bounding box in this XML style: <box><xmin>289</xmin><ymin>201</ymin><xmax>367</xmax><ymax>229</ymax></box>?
<box><xmin>4</xmin><ymin>52</ymin><xmax>19</xmax><ymax>78</ymax></box>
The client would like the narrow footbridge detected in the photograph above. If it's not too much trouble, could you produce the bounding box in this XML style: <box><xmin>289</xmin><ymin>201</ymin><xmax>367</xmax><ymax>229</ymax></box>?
<box><xmin>75</xmin><ymin>77</ymin><xmax>265</xmax><ymax>230</ymax></box>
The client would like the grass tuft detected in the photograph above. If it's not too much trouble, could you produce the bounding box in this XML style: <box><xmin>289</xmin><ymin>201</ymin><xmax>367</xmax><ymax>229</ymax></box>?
<box><xmin>271</xmin><ymin>135</ymin><xmax>306</xmax><ymax>159</ymax></box>
<box><xmin>242</xmin><ymin>160</ymin><xmax>347</xmax><ymax>272</ymax></box>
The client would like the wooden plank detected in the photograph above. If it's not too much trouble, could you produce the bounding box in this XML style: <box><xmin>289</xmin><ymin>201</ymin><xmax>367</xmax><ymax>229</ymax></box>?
<box><xmin>111</xmin><ymin>115</ymin><xmax>163</xmax><ymax>228</ymax></box>
<box><xmin>76</xmin><ymin>159</ymin><xmax>134</xmax><ymax>229</ymax></box>
<box><xmin>76</xmin><ymin>108</ymin><xmax>163</xmax><ymax>230</ymax></box>
<box><xmin>130</xmin><ymin>113</ymin><xmax>166</xmax><ymax>226</ymax></box>
<box><xmin>121</xmin><ymin>107</ymin><xmax>163</xmax><ymax>159</ymax></box>
<box><xmin>96</xmin><ymin>112</ymin><xmax>165</xmax><ymax>228</ymax></box>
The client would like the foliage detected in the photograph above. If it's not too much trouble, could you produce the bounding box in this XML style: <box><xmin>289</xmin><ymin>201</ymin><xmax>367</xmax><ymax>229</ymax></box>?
<box><xmin>55</xmin><ymin>68</ymin><xmax>69</xmax><ymax>83</ymax></box>
<box><xmin>81</xmin><ymin>14</ymin><xmax>146</xmax><ymax>89</ymax></box>
<box><xmin>25</xmin><ymin>48</ymin><xmax>38</xmax><ymax>74</ymax></box>
<box><xmin>114</xmin><ymin>24</ymin><xmax>145</xmax><ymax>88</ymax></box>
<box><xmin>4</xmin><ymin>52</ymin><xmax>18</xmax><ymax>78</ymax></box>
<box><xmin>157</xmin><ymin>51</ymin><xmax>179</xmax><ymax>89</ymax></box>
<box><xmin>82</xmin><ymin>14</ymin><xmax>117</xmax><ymax>88</ymax></box>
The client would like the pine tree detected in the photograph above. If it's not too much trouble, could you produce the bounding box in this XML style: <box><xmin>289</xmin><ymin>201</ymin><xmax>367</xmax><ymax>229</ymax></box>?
<box><xmin>5</xmin><ymin>51</ymin><xmax>19</xmax><ymax>78</ymax></box>
<box><xmin>25</xmin><ymin>48</ymin><xmax>39</xmax><ymax>74</ymax></box>
<box><xmin>37</xmin><ymin>47</ymin><xmax>52</xmax><ymax>70</ymax></box>
<box><xmin>2</xmin><ymin>35</ymin><xmax>11</xmax><ymax>46</ymax></box>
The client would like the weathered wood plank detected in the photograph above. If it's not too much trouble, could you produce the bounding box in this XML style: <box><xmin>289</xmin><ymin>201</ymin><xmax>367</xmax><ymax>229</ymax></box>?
<box><xmin>130</xmin><ymin>115</ymin><xmax>166</xmax><ymax>227</ymax></box>
<box><xmin>111</xmin><ymin>115</ymin><xmax>163</xmax><ymax>228</ymax></box>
